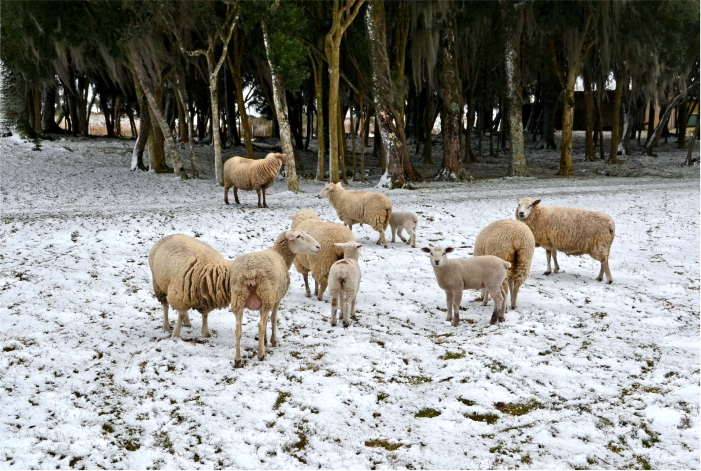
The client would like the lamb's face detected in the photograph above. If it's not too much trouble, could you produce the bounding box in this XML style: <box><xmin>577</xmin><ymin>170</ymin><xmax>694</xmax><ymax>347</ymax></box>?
<box><xmin>516</xmin><ymin>198</ymin><xmax>540</xmax><ymax>220</ymax></box>
<box><xmin>271</xmin><ymin>153</ymin><xmax>286</xmax><ymax>163</ymax></box>
<box><xmin>286</xmin><ymin>230</ymin><xmax>321</xmax><ymax>255</ymax></box>
<box><xmin>317</xmin><ymin>183</ymin><xmax>336</xmax><ymax>199</ymax></box>
<box><xmin>421</xmin><ymin>246</ymin><xmax>454</xmax><ymax>267</ymax></box>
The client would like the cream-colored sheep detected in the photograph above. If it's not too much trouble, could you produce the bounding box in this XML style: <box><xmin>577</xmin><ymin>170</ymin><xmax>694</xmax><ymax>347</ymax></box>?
<box><xmin>389</xmin><ymin>211</ymin><xmax>418</xmax><ymax>248</ymax></box>
<box><xmin>317</xmin><ymin>182</ymin><xmax>392</xmax><ymax>248</ymax></box>
<box><xmin>516</xmin><ymin>197</ymin><xmax>615</xmax><ymax>283</ymax></box>
<box><xmin>473</xmin><ymin>219</ymin><xmax>534</xmax><ymax>310</ymax></box>
<box><xmin>421</xmin><ymin>247</ymin><xmax>510</xmax><ymax>326</ymax></box>
<box><xmin>288</xmin><ymin>209</ymin><xmax>355</xmax><ymax>300</ymax></box>
<box><xmin>328</xmin><ymin>242</ymin><xmax>363</xmax><ymax>327</ymax></box>
<box><xmin>149</xmin><ymin>234</ymin><xmax>233</xmax><ymax>339</ymax></box>
<box><xmin>229</xmin><ymin>230</ymin><xmax>320</xmax><ymax>368</ymax></box>
<box><xmin>223</xmin><ymin>152</ymin><xmax>286</xmax><ymax>208</ymax></box>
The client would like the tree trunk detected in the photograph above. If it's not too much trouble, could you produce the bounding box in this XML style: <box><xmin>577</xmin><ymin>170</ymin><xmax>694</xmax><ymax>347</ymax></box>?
<box><xmin>645</xmin><ymin>84</ymin><xmax>697</xmax><ymax>156</ymax></box>
<box><xmin>677</xmin><ymin>100</ymin><xmax>690</xmax><ymax>149</ymax></box>
<box><xmin>436</xmin><ymin>7</ymin><xmax>462</xmax><ymax>179</ymax></box>
<box><xmin>172</xmin><ymin>74</ymin><xmax>198</xmax><ymax>178</ymax></box>
<box><xmin>423</xmin><ymin>89</ymin><xmax>434</xmax><ymax>164</ymax></box>
<box><xmin>131</xmin><ymin>79</ymin><xmax>149</xmax><ymax>171</ymax></box>
<box><xmin>583</xmin><ymin>68</ymin><xmax>595</xmax><ymax>160</ymax></box>
<box><xmin>262</xmin><ymin>20</ymin><xmax>299</xmax><ymax>192</ymax></box>
<box><xmin>175</xmin><ymin>83</ymin><xmax>188</xmax><ymax>143</ymax></box>
<box><xmin>41</xmin><ymin>81</ymin><xmax>61</xmax><ymax>133</ymax></box>
<box><xmin>558</xmin><ymin>65</ymin><xmax>577</xmax><ymax>176</ymax></box>
<box><xmin>326</xmin><ymin>37</ymin><xmax>342</xmax><ymax>183</ymax></box>
<box><xmin>227</xmin><ymin>47</ymin><xmax>254</xmax><ymax>158</ymax></box>
<box><xmin>608</xmin><ymin>68</ymin><xmax>625</xmax><ymax>164</ymax></box>
<box><xmin>310</xmin><ymin>53</ymin><xmax>325</xmax><ymax>179</ymax></box>
<box><xmin>685</xmin><ymin>114</ymin><xmax>699</xmax><ymax>166</ymax></box>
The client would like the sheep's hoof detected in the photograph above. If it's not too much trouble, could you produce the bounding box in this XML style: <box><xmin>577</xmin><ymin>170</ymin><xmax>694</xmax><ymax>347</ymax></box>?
<box><xmin>451</xmin><ymin>319</ymin><xmax>459</xmax><ymax>327</ymax></box>
<box><xmin>234</xmin><ymin>359</ymin><xmax>244</xmax><ymax>368</ymax></box>
<box><xmin>224</xmin><ymin>200</ymin><xmax>230</xmax><ymax>205</ymax></box>
<box><xmin>607</xmin><ymin>280</ymin><xmax>613</xmax><ymax>285</ymax></box>
<box><xmin>543</xmin><ymin>271</ymin><xmax>551</xmax><ymax>276</ymax></box>
<box><xmin>305</xmin><ymin>292</ymin><xmax>311</xmax><ymax>298</ymax></box>
<box><xmin>489</xmin><ymin>314</ymin><xmax>498</xmax><ymax>325</ymax></box>
<box><xmin>258</xmin><ymin>355</ymin><xmax>266</xmax><ymax>361</ymax></box>
<box><xmin>331</xmin><ymin>321</ymin><xmax>337</xmax><ymax>327</ymax></box>
<box><xmin>270</xmin><ymin>339</ymin><xmax>278</xmax><ymax>347</ymax></box>
<box><xmin>203</xmin><ymin>332</ymin><xmax>211</xmax><ymax>338</ymax></box>
<box><xmin>343</xmin><ymin>321</ymin><xmax>350</xmax><ymax>328</ymax></box>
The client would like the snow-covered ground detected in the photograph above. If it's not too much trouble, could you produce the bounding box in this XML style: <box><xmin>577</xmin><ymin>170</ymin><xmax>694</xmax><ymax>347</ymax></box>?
<box><xmin>1</xmin><ymin>136</ymin><xmax>699</xmax><ymax>469</ymax></box>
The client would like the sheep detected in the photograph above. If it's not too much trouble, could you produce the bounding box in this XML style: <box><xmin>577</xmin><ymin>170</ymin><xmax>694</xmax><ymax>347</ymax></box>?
<box><xmin>328</xmin><ymin>242</ymin><xmax>363</xmax><ymax>327</ymax></box>
<box><xmin>473</xmin><ymin>219</ymin><xmax>535</xmax><ymax>310</ymax></box>
<box><xmin>223</xmin><ymin>152</ymin><xmax>286</xmax><ymax>208</ymax></box>
<box><xmin>389</xmin><ymin>211</ymin><xmax>418</xmax><ymax>248</ymax></box>
<box><xmin>229</xmin><ymin>230</ymin><xmax>321</xmax><ymax>368</ymax></box>
<box><xmin>421</xmin><ymin>247</ymin><xmax>511</xmax><ymax>326</ymax></box>
<box><xmin>288</xmin><ymin>209</ymin><xmax>356</xmax><ymax>300</ymax></box>
<box><xmin>515</xmin><ymin>197</ymin><xmax>615</xmax><ymax>283</ymax></box>
<box><xmin>317</xmin><ymin>182</ymin><xmax>392</xmax><ymax>248</ymax></box>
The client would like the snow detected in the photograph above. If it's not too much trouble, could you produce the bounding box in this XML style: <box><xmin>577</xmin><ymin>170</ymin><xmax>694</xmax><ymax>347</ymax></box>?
<box><xmin>1</xmin><ymin>136</ymin><xmax>699</xmax><ymax>469</ymax></box>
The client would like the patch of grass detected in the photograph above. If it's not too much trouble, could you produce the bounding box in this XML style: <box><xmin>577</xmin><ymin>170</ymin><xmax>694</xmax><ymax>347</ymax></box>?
<box><xmin>521</xmin><ymin>455</ymin><xmax>532</xmax><ymax>465</ymax></box>
<box><xmin>607</xmin><ymin>441</ymin><xmax>623</xmax><ymax>454</ymax></box>
<box><xmin>365</xmin><ymin>439</ymin><xmax>402</xmax><ymax>451</ymax></box>
<box><xmin>68</xmin><ymin>457</ymin><xmax>82</xmax><ymax>468</ymax></box>
<box><xmin>102</xmin><ymin>423</ymin><xmax>114</xmax><ymax>434</ymax></box>
<box><xmin>439</xmin><ymin>351</ymin><xmax>465</xmax><ymax>360</ymax></box>
<box><xmin>640</xmin><ymin>423</ymin><xmax>660</xmax><ymax>448</ymax></box>
<box><xmin>664</xmin><ymin>371</ymin><xmax>676</xmax><ymax>378</ymax></box>
<box><xmin>415</xmin><ymin>408</ymin><xmax>441</xmax><ymax>418</ymax></box>
<box><xmin>2</xmin><ymin>345</ymin><xmax>18</xmax><ymax>352</ymax></box>
<box><xmin>273</xmin><ymin>391</ymin><xmax>291</xmax><ymax>410</ymax></box>
<box><xmin>591</xmin><ymin>312</ymin><xmax>607</xmax><ymax>319</ymax></box>
<box><xmin>402</xmin><ymin>375</ymin><xmax>432</xmax><ymax>385</ymax></box>
<box><xmin>458</xmin><ymin>397</ymin><xmax>476</xmax><ymax>406</ymax></box>
<box><xmin>464</xmin><ymin>412</ymin><xmax>498</xmax><ymax>424</ymax></box>
<box><xmin>489</xmin><ymin>360</ymin><xmax>511</xmax><ymax>373</ymax></box>
<box><xmin>377</xmin><ymin>392</ymin><xmax>388</xmax><ymax>403</ymax></box>
<box><xmin>635</xmin><ymin>455</ymin><xmax>652</xmax><ymax>470</ymax></box>
<box><xmin>154</xmin><ymin>431</ymin><xmax>174</xmax><ymax>454</ymax></box>
<box><xmin>494</xmin><ymin>399</ymin><xmax>544</xmax><ymax>416</ymax></box>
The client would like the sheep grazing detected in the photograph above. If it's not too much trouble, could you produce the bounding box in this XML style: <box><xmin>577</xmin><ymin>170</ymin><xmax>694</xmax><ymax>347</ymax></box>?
<box><xmin>473</xmin><ymin>219</ymin><xmax>534</xmax><ymax>310</ymax></box>
<box><xmin>317</xmin><ymin>182</ymin><xmax>393</xmax><ymax>248</ymax></box>
<box><xmin>421</xmin><ymin>247</ymin><xmax>511</xmax><ymax>326</ymax></box>
<box><xmin>389</xmin><ymin>211</ymin><xmax>418</xmax><ymax>248</ymax></box>
<box><xmin>328</xmin><ymin>242</ymin><xmax>363</xmax><ymax>328</ymax></box>
<box><xmin>149</xmin><ymin>234</ymin><xmax>234</xmax><ymax>339</ymax></box>
<box><xmin>229</xmin><ymin>230</ymin><xmax>321</xmax><ymax>368</ymax></box>
<box><xmin>288</xmin><ymin>209</ymin><xmax>355</xmax><ymax>300</ymax></box>
<box><xmin>223</xmin><ymin>152</ymin><xmax>286</xmax><ymax>208</ymax></box>
<box><xmin>515</xmin><ymin>197</ymin><xmax>615</xmax><ymax>283</ymax></box>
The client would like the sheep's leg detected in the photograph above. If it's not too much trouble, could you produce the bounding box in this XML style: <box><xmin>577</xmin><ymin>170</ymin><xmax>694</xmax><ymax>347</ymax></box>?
<box><xmin>317</xmin><ymin>281</ymin><xmax>328</xmax><ymax>301</ymax></box>
<box><xmin>500</xmin><ymin>286</ymin><xmax>508</xmax><ymax>318</ymax></box>
<box><xmin>552</xmin><ymin>249</ymin><xmax>560</xmax><ymax>273</ymax></box>
<box><xmin>451</xmin><ymin>290</ymin><xmax>462</xmax><ymax>327</ymax></box>
<box><xmin>377</xmin><ymin>228</ymin><xmax>389</xmax><ymax>248</ymax></box>
<box><xmin>172</xmin><ymin>310</ymin><xmax>188</xmax><ymax>338</ymax></box>
<box><xmin>390</xmin><ymin>225</ymin><xmax>397</xmax><ymax>243</ymax></box>
<box><xmin>234</xmin><ymin>187</ymin><xmax>240</xmax><ymax>205</ymax></box>
<box><xmin>544</xmin><ymin>250</ymin><xmax>553</xmax><ymax>275</ymax></box>
<box><xmin>183</xmin><ymin>311</ymin><xmax>191</xmax><ymax>327</ymax></box>
<box><xmin>201</xmin><ymin>311</ymin><xmax>211</xmax><ymax>338</ymax></box>
<box><xmin>490</xmin><ymin>289</ymin><xmax>505</xmax><ymax>325</ymax></box>
<box><xmin>598</xmin><ymin>259</ymin><xmax>613</xmax><ymax>284</ymax></box>
<box><xmin>234</xmin><ymin>306</ymin><xmax>244</xmax><ymax>368</ymax></box>
<box><xmin>350</xmin><ymin>297</ymin><xmax>357</xmax><ymax>321</ymax></box>
<box><xmin>342</xmin><ymin>293</ymin><xmax>354</xmax><ymax>328</ymax></box>
<box><xmin>444</xmin><ymin>291</ymin><xmax>454</xmax><ymax>323</ymax></box>
<box><xmin>397</xmin><ymin>227</ymin><xmax>407</xmax><ymax>243</ymax></box>
<box><xmin>257</xmin><ymin>307</ymin><xmax>270</xmax><ymax>361</ymax></box>
<box><xmin>509</xmin><ymin>279</ymin><xmax>519</xmax><ymax>311</ymax></box>
<box><xmin>314</xmin><ymin>279</ymin><xmax>320</xmax><ymax>298</ymax></box>
<box><xmin>224</xmin><ymin>185</ymin><xmax>230</xmax><ymax>205</ymax></box>
<box><xmin>407</xmin><ymin>227</ymin><xmax>416</xmax><ymax>247</ymax></box>
<box><xmin>256</xmin><ymin>189</ymin><xmax>263</xmax><ymax>208</ymax></box>
<box><xmin>262</xmin><ymin>188</ymin><xmax>268</xmax><ymax>208</ymax></box>
<box><xmin>302</xmin><ymin>273</ymin><xmax>311</xmax><ymax>298</ymax></box>
<box><xmin>330</xmin><ymin>293</ymin><xmax>339</xmax><ymax>326</ymax></box>
<box><xmin>481</xmin><ymin>288</ymin><xmax>489</xmax><ymax>306</ymax></box>
<box><xmin>161</xmin><ymin>302</ymin><xmax>170</xmax><ymax>332</ymax></box>
<box><xmin>270</xmin><ymin>301</ymin><xmax>280</xmax><ymax>347</ymax></box>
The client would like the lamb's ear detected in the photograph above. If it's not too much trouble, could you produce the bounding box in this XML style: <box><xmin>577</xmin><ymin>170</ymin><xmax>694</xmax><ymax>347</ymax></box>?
<box><xmin>532</xmin><ymin>199</ymin><xmax>541</xmax><ymax>206</ymax></box>
<box><xmin>420</xmin><ymin>247</ymin><xmax>432</xmax><ymax>253</ymax></box>
<box><xmin>288</xmin><ymin>215</ymin><xmax>296</xmax><ymax>220</ymax></box>
<box><xmin>445</xmin><ymin>247</ymin><xmax>455</xmax><ymax>253</ymax></box>
<box><xmin>335</xmin><ymin>182</ymin><xmax>343</xmax><ymax>188</ymax></box>
<box><xmin>334</xmin><ymin>242</ymin><xmax>344</xmax><ymax>248</ymax></box>
<box><xmin>285</xmin><ymin>230</ymin><xmax>301</xmax><ymax>240</ymax></box>
<box><xmin>515</xmin><ymin>197</ymin><xmax>521</xmax><ymax>203</ymax></box>
<box><xmin>355</xmin><ymin>243</ymin><xmax>363</xmax><ymax>249</ymax></box>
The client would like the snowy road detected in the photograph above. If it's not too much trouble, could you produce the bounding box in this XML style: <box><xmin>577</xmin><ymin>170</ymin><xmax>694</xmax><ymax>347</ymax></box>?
<box><xmin>1</xmin><ymin>137</ymin><xmax>699</xmax><ymax>469</ymax></box>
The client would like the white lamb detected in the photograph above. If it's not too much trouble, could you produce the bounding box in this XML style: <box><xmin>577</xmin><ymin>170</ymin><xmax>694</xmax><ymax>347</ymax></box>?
<box><xmin>229</xmin><ymin>230</ymin><xmax>320</xmax><ymax>368</ymax></box>
<box><xmin>327</xmin><ymin>242</ymin><xmax>363</xmax><ymax>327</ymax></box>
<box><xmin>317</xmin><ymin>182</ymin><xmax>392</xmax><ymax>248</ymax></box>
<box><xmin>515</xmin><ymin>197</ymin><xmax>615</xmax><ymax>283</ymax></box>
<box><xmin>389</xmin><ymin>211</ymin><xmax>418</xmax><ymax>248</ymax></box>
<box><xmin>421</xmin><ymin>247</ymin><xmax>511</xmax><ymax>326</ymax></box>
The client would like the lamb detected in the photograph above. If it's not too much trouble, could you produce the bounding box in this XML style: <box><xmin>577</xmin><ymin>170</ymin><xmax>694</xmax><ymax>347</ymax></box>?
<box><xmin>389</xmin><ymin>211</ymin><xmax>418</xmax><ymax>248</ymax></box>
<box><xmin>473</xmin><ymin>219</ymin><xmax>534</xmax><ymax>310</ymax></box>
<box><xmin>223</xmin><ymin>152</ymin><xmax>286</xmax><ymax>208</ymax></box>
<box><xmin>421</xmin><ymin>247</ymin><xmax>511</xmax><ymax>326</ymax></box>
<box><xmin>229</xmin><ymin>230</ymin><xmax>321</xmax><ymax>368</ymax></box>
<box><xmin>317</xmin><ymin>182</ymin><xmax>392</xmax><ymax>248</ymax></box>
<box><xmin>149</xmin><ymin>234</ymin><xmax>235</xmax><ymax>339</ymax></box>
<box><xmin>288</xmin><ymin>209</ymin><xmax>355</xmax><ymax>300</ymax></box>
<box><xmin>327</xmin><ymin>242</ymin><xmax>363</xmax><ymax>327</ymax></box>
<box><xmin>515</xmin><ymin>197</ymin><xmax>615</xmax><ymax>283</ymax></box>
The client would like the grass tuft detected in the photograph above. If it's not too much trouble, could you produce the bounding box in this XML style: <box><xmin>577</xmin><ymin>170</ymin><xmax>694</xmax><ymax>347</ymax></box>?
<box><xmin>415</xmin><ymin>408</ymin><xmax>441</xmax><ymax>418</ymax></box>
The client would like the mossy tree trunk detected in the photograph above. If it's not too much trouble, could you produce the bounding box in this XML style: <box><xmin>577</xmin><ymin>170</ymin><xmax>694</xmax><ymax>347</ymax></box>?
<box><xmin>436</xmin><ymin>6</ymin><xmax>462</xmax><ymax>180</ymax></box>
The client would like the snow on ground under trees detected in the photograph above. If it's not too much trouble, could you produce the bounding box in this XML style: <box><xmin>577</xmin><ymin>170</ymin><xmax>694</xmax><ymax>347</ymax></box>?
<box><xmin>1</xmin><ymin>135</ymin><xmax>699</xmax><ymax>469</ymax></box>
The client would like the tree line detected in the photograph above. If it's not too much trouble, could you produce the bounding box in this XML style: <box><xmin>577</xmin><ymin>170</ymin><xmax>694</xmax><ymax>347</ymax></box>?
<box><xmin>1</xmin><ymin>0</ymin><xmax>699</xmax><ymax>189</ymax></box>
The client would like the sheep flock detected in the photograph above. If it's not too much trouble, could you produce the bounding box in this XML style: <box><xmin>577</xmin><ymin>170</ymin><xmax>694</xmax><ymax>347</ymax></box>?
<box><xmin>149</xmin><ymin>154</ymin><xmax>619</xmax><ymax>369</ymax></box>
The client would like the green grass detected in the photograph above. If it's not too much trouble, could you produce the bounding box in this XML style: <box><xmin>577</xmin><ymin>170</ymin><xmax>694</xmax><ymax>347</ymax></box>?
<box><xmin>464</xmin><ymin>412</ymin><xmax>499</xmax><ymax>424</ymax></box>
<box><xmin>415</xmin><ymin>408</ymin><xmax>441</xmax><ymax>418</ymax></box>
<box><xmin>273</xmin><ymin>391</ymin><xmax>291</xmax><ymax>410</ymax></box>
<box><xmin>494</xmin><ymin>399</ymin><xmax>544</xmax><ymax>416</ymax></box>
<box><xmin>365</xmin><ymin>439</ymin><xmax>402</xmax><ymax>451</ymax></box>
<box><xmin>439</xmin><ymin>351</ymin><xmax>465</xmax><ymax>360</ymax></box>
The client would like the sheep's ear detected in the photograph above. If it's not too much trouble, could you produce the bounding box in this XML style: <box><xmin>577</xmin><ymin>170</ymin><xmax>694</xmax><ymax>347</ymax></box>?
<box><xmin>335</xmin><ymin>182</ymin><xmax>343</xmax><ymax>188</ymax></box>
<box><xmin>334</xmin><ymin>243</ymin><xmax>344</xmax><ymax>248</ymax></box>
<box><xmin>285</xmin><ymin>230</ymin><xmax>301</xmax><ymax>240</ymax></box>
<box><xmin>532</xmin><ymin>199</ymin><xmax>541</xmax><ymax>206</ymax></box>
<box><xmin>288</xmin><ymin>215</ymin><xmax>296</xmax><ymax>220</ymax></box>
<box><xmin>421</xmin><ymin>247</ymin><xmax>431</xmax><ymax>253</ymax></box>
<box><xmin>445</xmin><ymin>247</ymin><xmax>455</xmax><ymax>253</ymax></box>
<box><xmin>355</xmin><ymin>243</ymin><xmax>363</xmax><ymax>249</ymax></box>
<box><xmin>515</xmin><ymin>197</ymin><xmax>521</xmax><ymax>203</ymax></box>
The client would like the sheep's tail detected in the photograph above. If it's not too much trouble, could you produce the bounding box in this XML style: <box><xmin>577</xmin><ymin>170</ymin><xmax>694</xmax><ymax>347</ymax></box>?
<box><xmin>339</xmin><ymin>276</ymin><xmax>346</xmax><ymax>288</ymax></box>
<box><xmin>383</xmin><ymin>207</ymin><xmax>392</xmax><ymax>230</ymax></box>
<box><xmin>502</xmin><ymin>261</ymin><xmax>512</xmax><ymax>269</ymax></box>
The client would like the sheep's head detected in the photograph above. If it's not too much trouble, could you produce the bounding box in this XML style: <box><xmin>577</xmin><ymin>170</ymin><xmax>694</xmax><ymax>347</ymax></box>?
<box><xmin>285</xmin><ymin>230</ymin><xmax>321</xmax><ymax>255</ymax></box>
<box><xmin>317</xmin><ymin>182</ymin><xmax>341</xmax><ymax>199</ymax></box>
<box><xmin>268</xmin><ymin>153</ymin><xmax>286</xmax><ymax>163</ymax></box>
<box><xmin>515</xmin><ymin>197</ymin><xmax>540</xmax><ymax>220</ymax></box>
<box><xmin>288</xmin><ymin>209</ymin><xmax>320</xmax><ymax>228</ymax></box>
<box><xmin>421</xmin><ymin>246</ymin><xmax>454</xmax><ymax>267</ymax></box>
<box><xmin>334</xmin><ymin>241</ymin><xmax>363</xmax><ymax>258</ymax></box>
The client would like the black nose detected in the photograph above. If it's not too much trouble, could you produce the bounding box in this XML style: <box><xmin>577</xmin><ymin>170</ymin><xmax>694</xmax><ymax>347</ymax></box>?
<box><xmin>519</xmin><ymin>212</ymin><xmax>524</xmax><ymax>217</ymax></box>
<box><xmin>434</xmin><ymin>261</ymin><xmax>439</xmax><ymax>265</ymax></box>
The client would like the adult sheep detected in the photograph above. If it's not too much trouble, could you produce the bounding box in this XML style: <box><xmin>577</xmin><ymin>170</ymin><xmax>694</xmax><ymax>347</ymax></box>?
<box><xmin>474</xmin><ymin>219</ymin><xmax>534</xmax><ymax>310</ymax></box>
<box><xmin>288</xmin><ymin>209</ymin><xmax>355</xmax><ymax>300</ymax></box>
<box><xmin>317</xmin><ymin>182</ymin><xmax>392</xmax><ymax>248</ymax></box>
<box><xmin>515</xmin><ymin>197</ymin><xmax>615</xmax><ymax>283</ymax></box>
<box><xmin>223</xmin><ymin>152</ymin><xmax>286</xmax><ymax>208</ymax></box>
